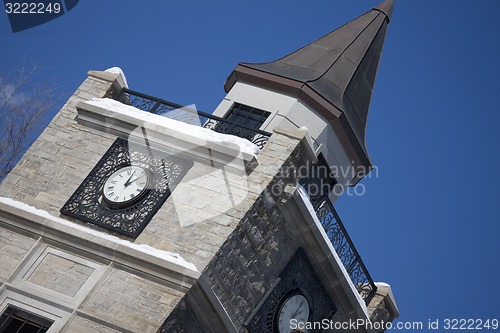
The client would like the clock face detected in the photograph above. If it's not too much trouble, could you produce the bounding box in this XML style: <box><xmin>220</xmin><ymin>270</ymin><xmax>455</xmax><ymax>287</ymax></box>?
<box><xmin>245</xmin><ymin>249</ymin><xmax>336</xmax><ymax>333</ymax></box>
<box><xmin>103</xmin><ymin>165</ymin><xmax>149</xmax><ymax>206</ymax></box>
<box><xmin>277</xmin><ymin>293</ymin><xmax>310</xmax><ymax>333</ymax></box>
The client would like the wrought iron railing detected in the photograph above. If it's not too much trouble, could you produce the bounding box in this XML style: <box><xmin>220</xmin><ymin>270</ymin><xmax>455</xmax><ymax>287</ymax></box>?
<box><xmin>300</xmin><ymin>156</ymin><xmax>377</xmax><ymax>304</ymax></box>
<box><xmin>314</xmin><ymin>197</ymin><xmax>377</xmax><ymax>303</ymax></box>
<box><xmin>113</xmin><ymin>88</ymin><xmax>271</xmax><ymax>149</ymax></box>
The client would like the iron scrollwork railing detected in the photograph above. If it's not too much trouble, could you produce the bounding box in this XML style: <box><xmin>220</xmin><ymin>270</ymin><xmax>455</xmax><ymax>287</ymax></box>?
<box><xmin>314</xmin><ymin>197</ymin><xmax>377</xmax><ymax>303</ymax></box>
<box><xmin>300</xmin><ymin>156</ymin><xmax>377</xmax><ymax>304</ymax></box>
<box><xmin>114</xmin><ymin>88</ymin><xmax>271</xmax><ymax>150</ymax></box>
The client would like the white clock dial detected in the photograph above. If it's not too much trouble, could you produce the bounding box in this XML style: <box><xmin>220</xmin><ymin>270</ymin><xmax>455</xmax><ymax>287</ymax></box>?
<box><xmin>103</xmin><ymin>165</ymin><xmax>149</xmax><ymax>206</ymax></box>
<box><xmin>277</xmin><ymin>293</ymin><xmax>310</xmax><ymax>333</ymax></box>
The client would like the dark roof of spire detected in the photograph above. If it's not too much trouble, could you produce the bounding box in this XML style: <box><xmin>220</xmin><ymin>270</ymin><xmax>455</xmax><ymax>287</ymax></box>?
<box><xmin>224</xmin><ymin>0</ymin><xmax>394</xmax><ymax>174</ymax></box>
<box><xmin>374</xmin><ymin>0</ymin><xmax>395</xmax><ymax>20</ymax></box>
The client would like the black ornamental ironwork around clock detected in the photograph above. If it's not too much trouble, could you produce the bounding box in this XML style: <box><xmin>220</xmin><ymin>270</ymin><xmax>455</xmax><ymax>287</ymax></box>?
<box><xmin>60</xmin><ymin>137</ymin><xmax>193</xmax><ymax>238</ymax></box>
<box><xmin>246</xmin><ymin>248</ymin><xmax>337</xmax><ymax>333</ymax></box>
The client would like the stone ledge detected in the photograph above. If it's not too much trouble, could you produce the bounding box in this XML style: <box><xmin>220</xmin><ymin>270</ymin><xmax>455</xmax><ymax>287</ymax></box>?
<box><xmin>272</xmin><ymin>127</ymin><xmax>317</xmax><ymax>164</ymax></box>
<box><xmin>0</xmin><ymin>200</ymin><xmax>199</xmax><ymax>291</ymax></box>
<box><xmin>87</xmin><ymin>70</ymin><xmax>127</xmax><ymax>94</ymax></box>
<box><xmin>370</xmin><ymin>282</ymin><xmax>399</xmax><ymax>319</ymax></box>
<box><xmin>76</xmin><ymin>101</ymin><xmax>259</xmax><ymax>175</ymax></box>
<box><xmin>289</xmin><ymin>189</ymin><xmax>371</xmax><ymax>325</ymax></box>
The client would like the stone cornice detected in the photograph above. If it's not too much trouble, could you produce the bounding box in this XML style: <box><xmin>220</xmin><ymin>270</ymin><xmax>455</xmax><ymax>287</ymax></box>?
<box><xmin>76</xmin><ymin>100</ymin><xmax>259</xmax><ymax>175</ymax></box>
<box><xmin>0</xmin><ymin>199</ymin><xmax>199</xmax><ymax>292</ymax></box>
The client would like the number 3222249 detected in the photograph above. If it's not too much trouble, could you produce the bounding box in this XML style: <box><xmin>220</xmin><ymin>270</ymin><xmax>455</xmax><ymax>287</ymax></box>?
<box><xmin>443</xmin><ymin>319</ymin><xmax>498</xmax><ymax>330</ymax></box>
<box><xmin>5</xmin><ymin>2</ymin><xmax>61</xmax><ymax>14</ymax></box>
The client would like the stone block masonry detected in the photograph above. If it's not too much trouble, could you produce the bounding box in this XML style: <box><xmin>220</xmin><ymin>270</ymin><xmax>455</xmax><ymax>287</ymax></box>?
<box><xmin>0</xmin><ymin>228</ymin><xmax>37</xmax><ymax>281</ymax></box>
<box><xmin>27</xmin><ymin>252</ymin><xmax>95</xmax><ymax>297</ymax></box>
<box><xmin>159</xmin><ymin>128</ymin><xmax>318</xmax><ymax>332</ymax></box>
<box><xmin>0</xmin><ymin>70</ymin><xmax>120</xmax><ymax>216</ymax></box>
<box><xmin>0</xmin><ymin>70</ymin><xmax>193</xmax><ymax>332</ymax></box>
<box><xmin>0</xmin><ymin>68</ymin><xmax>320</xmax><ymax>332</ymax></box>
<box><xmin>82</xmin><ymin>270</ymin><xmax>183</xmax><ymax>332</ymax></box>
<box><xmin>0</xmin><ymin>68</ymin><xmax>308</xmax><ymax>273</ymax></box>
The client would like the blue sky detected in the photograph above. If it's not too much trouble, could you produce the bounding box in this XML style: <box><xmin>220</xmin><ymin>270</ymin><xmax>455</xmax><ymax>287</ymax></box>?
<box><xmin>2</xmin><ymin>0</ymin><xmax>500</xmax><ymax>328</ymax></box>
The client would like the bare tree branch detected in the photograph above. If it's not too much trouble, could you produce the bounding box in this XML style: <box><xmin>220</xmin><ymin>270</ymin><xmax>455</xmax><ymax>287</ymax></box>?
<box><xmin>0</xmin><ymin>62</ymin><xmax>60</xmax><ymax>181</ymax></box>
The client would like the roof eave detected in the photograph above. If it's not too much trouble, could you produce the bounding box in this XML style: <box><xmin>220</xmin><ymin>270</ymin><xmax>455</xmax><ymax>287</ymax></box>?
<box><xmin>225</xmin><ymin>65</ymin><xmax>373</xmax><ymax>184</ymax></box>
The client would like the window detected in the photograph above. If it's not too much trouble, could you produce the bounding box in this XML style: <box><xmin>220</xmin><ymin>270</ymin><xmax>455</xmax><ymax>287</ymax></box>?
<box><xmin>298</xmin><ymin>153</ymin><xmax>337</xmax><ymax>207</ymax></box>
<box><xmin>0</xmin><ymin>306</ymin><xmax>53</xmax><ymax>333</ymax></box>
<box><xmin>224</xmin><ymin>103</ymin><xmax>270</xmax><ymax>130</ymax></box>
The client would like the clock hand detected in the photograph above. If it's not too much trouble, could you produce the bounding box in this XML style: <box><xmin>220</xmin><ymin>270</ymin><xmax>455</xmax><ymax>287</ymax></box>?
<box><xmin>127</xmin><ymin>174</ymin><xmax>144</xmax><ymax>186</ymax></box>
<box><xmin>291</xmin><ymin>306</ymin><xmax>304</xmax><ymax>318</ymax></box>
<box><xmin>124</xmin><ymin>171</ymin><xmax>144</xmax><ymax>187</ymax></box>
<box><xmin>291</xmin><ymin>300</ymin><xmax>306</xmax><ymax>318</ymax></box>
<box><xmin>124</xmin><ymin>173</ymin><xmax>135</xmax><ymax>187</ymax></box>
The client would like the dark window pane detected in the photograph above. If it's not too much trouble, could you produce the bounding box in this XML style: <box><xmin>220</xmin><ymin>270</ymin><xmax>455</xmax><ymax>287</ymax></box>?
<box><xmin>224</xmin><ymin>103</ymin><xmax>270</xmax><ymax>130</ymax></box>
<box><xmin>0</xmin><ymin>306</ymin><xmax>53</xmax><ymax>333</ymax></box>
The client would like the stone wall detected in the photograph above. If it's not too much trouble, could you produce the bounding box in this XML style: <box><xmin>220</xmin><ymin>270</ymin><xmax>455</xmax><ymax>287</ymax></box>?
<box><xmin>0</xmin><ymin>69</ymin><xmax>320</xmax><ymax>332</ymax></box>
<box><xmin>159</xmin><ymin>129</ymin><xmax>318</xmax><ymax>332</ymax></box>
<box><xmin>0</xmin><ymin>69</ymin><xmax>300</xmax><ymax>272</ymax></box>
<box><xmin>0</xmin><ymin>70</ymin><xmax>193</xmax><ymax>332</ymax></box>
<box><xmin>82</xmin><ymin>270</ymin><xmax>181</xmax><ymax>332</ymax></box>
<box><xmin>0</xmin><ymin>227</ymin><xmax>37</xmax><ymax>281</ymax></box>
<box><xmin>0</xmin><ymin>71</ymin><xmax>120</xmax><ymax>212</ymax></box>
<box><xmin>62</xmin><ymin>316</ymin><xmax>122</xmax><ymax>333</ymax></box>
<box><xmin>0</xmin><ymin>225</ymin><xmax>189</xmax><ymax>332</ymax></box>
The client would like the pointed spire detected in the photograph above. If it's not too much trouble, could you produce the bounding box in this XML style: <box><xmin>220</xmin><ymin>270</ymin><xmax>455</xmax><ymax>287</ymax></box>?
<box><xmin>374</xmin><ymin>0</ymin><xmax>395</xmax><ymax>21</ymax></box>
<box><xmin>224</xmin><ymin>0</ymin><xmax>394</xmax><ymax>171</ymax></box>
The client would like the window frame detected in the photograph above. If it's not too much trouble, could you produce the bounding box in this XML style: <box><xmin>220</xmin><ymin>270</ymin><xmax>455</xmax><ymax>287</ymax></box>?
<box><xmin>0</xmin><ymin>305</ymin><xmax>53</xmax><ymax>333</ymax></box>
<box><xmin>223</xmin><ymin>103</ymin><xmax>271</xmax><ymax>130</ymax></box>
<box><xmin>0</xmin><ymin>289</ymin><xmax>70</xmax><ymax>333</ymax></box>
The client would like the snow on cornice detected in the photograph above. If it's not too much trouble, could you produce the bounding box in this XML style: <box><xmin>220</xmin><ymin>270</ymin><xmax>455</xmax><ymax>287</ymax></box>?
<box><xmin>85</xmin><ymin>97</ymin><xmax>260</xmax><ymax>157</ymax></box>
<box><xmin>104</xmin><ymin>67</ymin><xmax>128</xmax><ymax>88</ymax></box>
<box><xmin>0</xmin><ymin>196</ymin><xmax>198</xmax><ymax>272</ymax></box>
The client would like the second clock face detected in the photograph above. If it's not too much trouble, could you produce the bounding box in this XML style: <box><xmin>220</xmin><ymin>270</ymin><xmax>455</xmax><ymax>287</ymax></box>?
<box><xmin>277</xmin><ymin>293</ymin><xmax>310</xmax><ymax>333</ymax></box>
<box><xmin>103</xmin><ymin>165</ymin><xmax>150</xmax><ymax>206</ymax></box>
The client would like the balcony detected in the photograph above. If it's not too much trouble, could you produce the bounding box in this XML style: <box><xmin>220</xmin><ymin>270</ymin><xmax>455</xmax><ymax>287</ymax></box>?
<box><xmin>317</xmin><ymin>198</ymin><xmax>376</xmax><ymax>303</ymax></box>
<box><xmin>112</xmin><ymin>88</ymin><xmax>376</xmax><ymax>303</ymax></box>
<box><xmin>299</xmin><ymin>155</ymin><xmax>377</xmax><ymax>304</ymax></box>
<box><xmin>114</xmin><ymin>88</ymin><xmax>271</xmax><ymax>150</ymax></box>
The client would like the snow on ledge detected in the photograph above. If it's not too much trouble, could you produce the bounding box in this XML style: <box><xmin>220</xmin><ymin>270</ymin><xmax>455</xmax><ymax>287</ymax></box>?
<box><xmin>104</xmin><ymin>67</ymin><xmax>128</xmax><ymax>88</ymax></box>
<box><xmin>298</xmin><ymin>126</ymin><xmax>315</xmax><ymax>152</ymax></box>
<box><xmin>84</xmin><ymin>97</ymin><xmax>260</xmax><ymax>157</ymax></box>
<box><xmin>0</xmin><ymin>197</ymin><xmax>198</xmax><ymax>272</ymax></box>
<box><xmin>375</xmin><ymin>282</ymin><xmax>391</xmax><ymax>288</ymax></box>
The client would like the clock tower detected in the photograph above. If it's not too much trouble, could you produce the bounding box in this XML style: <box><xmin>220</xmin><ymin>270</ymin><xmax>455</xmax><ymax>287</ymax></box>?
<box><xmin>0</xmin><ymin>1</ymin><xmax>398</xmax><ymax>333</ymax></box>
